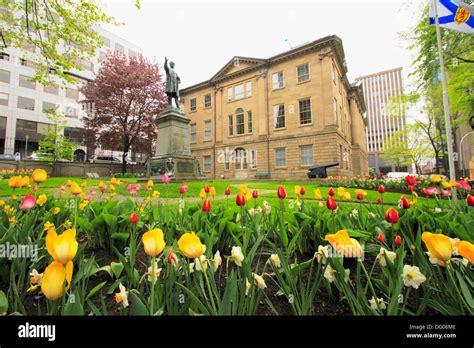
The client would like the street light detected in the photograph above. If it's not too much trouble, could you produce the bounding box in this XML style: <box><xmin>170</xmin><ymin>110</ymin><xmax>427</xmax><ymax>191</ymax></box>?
<box><xmin>459</xmin><ymin>131</ymin><xmax>474</xmax><ymax>179</ymax></box>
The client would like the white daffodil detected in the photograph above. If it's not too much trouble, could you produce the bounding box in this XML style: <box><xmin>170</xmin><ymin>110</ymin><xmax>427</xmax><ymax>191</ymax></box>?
<box><xmin>402</xmin><ymin>265</ymin><xmax>426</xmax><ymax>289</ymax></box>
<box><xmin>262</xmin><ymin>201</ymin><xmax>272</xmax><ymax>214</ymax></box>
<box><xmin>147</xmin><ymin>262</ymin><xmax>162</xmax><ymax>282</ymax></box>
<box><xmin>212</xmin><ymin>251</ymin><xmax>222</xmax><ymax>272</ymax></box>
<box><xmin>315</xmin><ymin>245</ymin><xmax>330</xmax><ymax>265</ymax></box>
<box><xmin>115</xmin><ymin>283</ymin><xmax>129</xmax><ymax>308</ymax></box>
<box><xmin>230</xmin><ymin>246</ymin><xmax>244</xmax><ymax>267</ymax></box>
<box><xmin>252</xmin><ymin>273</ymin><xmax>267</xmax><ymax>289</ymax></box>
<box><xmin>269</xmin><ymin>254</ymin><xmax>281</xmax><ymax>268</ymax></box>
<box><xmin>377</xmin><ymin>247</ymin><xmax>397</xmax><ymax>267</ymax></box>
<box><xmin>324</xmin><ymin>264</ymin><xmax>349</xmax><ymax>283</ymax></box>
<box><xmin>369</xmin><ymin>296</ymin><xmax>387</xmax><ymax>311</ymax></box>
<box><xmin>194</xmin><ymin>255</ymin><xmax>208</xmax><ymax>271</ymax></box>
<box><xmin>236</xmin><ymin>213</ymin><xmax>241</xmax><ymax>222</ymax></box>
<box><xmin>368</xmin><ymin>212</ymin><xmax>376</xmax><ymax>219</ymax></box>
<box><xmin>189</xmin><ymin>262</ymin><xmax>195</xmax><ymax>273</ymax></box>
<box><xmin>350</xmin><ymin>209</ymin><xmax>359</xmax><ymax>218</ymax></box>
<box><xmin>245</xmin><ymin>278</ymin><xmax>251</xmax><ymax>296</ymax></box>
<box><xmin>296</xmin><ymin>200</ymin><xmax>302</xmax><ymax>209</ymax></box>
<box><xmin>426</xmin><ymin>252</ymin><xmax>444</xmax><ymax>266</ymax></box>
<box><xmin>434</xmin><ymin>207</ymin><xmax>442</xmax><ymax>214</ymax></box>
<box><xmin>318</xmin><ymin>201</ymin><xmax>324</xmax><ymax>208</ymax></box>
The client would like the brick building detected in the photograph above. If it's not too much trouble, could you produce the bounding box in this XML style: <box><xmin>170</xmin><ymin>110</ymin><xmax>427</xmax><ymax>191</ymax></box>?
<box><xmin>180</xmin><ymin>35</ymin><xmax>368</xmax><ymax>180</ymax></box>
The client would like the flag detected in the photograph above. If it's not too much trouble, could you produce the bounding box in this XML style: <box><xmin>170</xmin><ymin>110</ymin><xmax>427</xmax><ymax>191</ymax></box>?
<box><xmin>429</xmin><ymin>0</ymin><xmax>474</xmax><ymax>33</ymax></box>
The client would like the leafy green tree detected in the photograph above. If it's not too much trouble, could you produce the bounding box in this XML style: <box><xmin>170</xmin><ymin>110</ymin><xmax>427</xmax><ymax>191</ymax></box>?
<box><xmin>36</xmin><ymin>107</ymin><xmax>79</xmax><ymax>163</ymax></box>
<box><xmin>0</xmin><ymin>0</ymin><xmax>139</xmax><ymax>85</ymax></box>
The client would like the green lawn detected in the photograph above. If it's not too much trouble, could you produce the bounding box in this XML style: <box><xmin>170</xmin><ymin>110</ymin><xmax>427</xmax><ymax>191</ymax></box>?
<box><xmin>0</xmin><ymin>176</ymin><xmax>431</xmax><ymax>206</ymax></box>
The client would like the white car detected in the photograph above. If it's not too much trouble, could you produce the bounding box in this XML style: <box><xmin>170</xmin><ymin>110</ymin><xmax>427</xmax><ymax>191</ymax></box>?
<box><xmin>385</xmin><ymin>172</ymin><xmax>410</xmax><ymax>180</ymax></box>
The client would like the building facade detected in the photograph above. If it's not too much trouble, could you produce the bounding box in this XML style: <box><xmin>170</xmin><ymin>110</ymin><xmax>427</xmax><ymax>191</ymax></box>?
<box><xmin>180</xmin><ymin>35</ymin><xmax>368</xmax><ymax>180</ymax></box>
<box><xmin>355</xmin><ymin>67</ymin><xmax>406</xmax><ymax>174</ymax></box>
<box><xmin>0</xmin><ymin>27</ymin><xmax>142</xmax><ymax>160</ymax></box>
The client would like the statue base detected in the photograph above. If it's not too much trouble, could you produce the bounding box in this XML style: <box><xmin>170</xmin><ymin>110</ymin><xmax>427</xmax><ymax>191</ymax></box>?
<box><xmin>142</xmin><ymin>106</ymin><xmax>205</xmax><ymax>182</ymax></box>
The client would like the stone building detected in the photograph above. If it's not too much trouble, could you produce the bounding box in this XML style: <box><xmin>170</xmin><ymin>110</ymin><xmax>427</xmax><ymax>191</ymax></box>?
<box><xmin>180</xmin><ymin>35</ymin><xmax>368</xmax><ymax>180</ymax></box>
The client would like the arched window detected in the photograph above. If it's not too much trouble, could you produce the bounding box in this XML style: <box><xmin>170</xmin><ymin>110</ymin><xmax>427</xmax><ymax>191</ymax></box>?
<box><xmin>234</xmin><ymin>147</ymin><xmax>248</xmax><ymax>170</ymax></box>
<box><xmin>235</xmin><ymin>108</ymin><xmax>245</xmax><ymax>135</ymax></box>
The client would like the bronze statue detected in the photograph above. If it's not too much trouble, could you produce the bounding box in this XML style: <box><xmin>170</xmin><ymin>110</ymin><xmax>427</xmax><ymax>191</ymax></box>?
<box><xmin>164</xmin><ymin>57</ymin><xmax>181</xmax><ymax>108</ymax></box>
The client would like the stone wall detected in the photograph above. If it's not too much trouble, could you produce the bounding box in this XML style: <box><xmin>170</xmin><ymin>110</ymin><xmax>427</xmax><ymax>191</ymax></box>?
<box><xmin>0</xmin><ymin>160</ymin><xmax>145</xmax><ymax>177</ymax></box>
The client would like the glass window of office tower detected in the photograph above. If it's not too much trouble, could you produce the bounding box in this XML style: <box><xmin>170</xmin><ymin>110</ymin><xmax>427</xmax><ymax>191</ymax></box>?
<box><xmin>66</xmin><ymin>88</ymin><xmax>79</xmax><ymax>100</ymax></box>
<box><xmin>19</xmin><ymin>75</ymin><xmax>36</xmax><ymax>89</ymax></box>
<box><xmin>44</xmin><ymin>84</ymin><xmax>59</xmax><ymax>95</ymax></box>
<box><xmin>42</xmin><ymin>102</ymin><xmax>58</xmax><ymax>113</ymax></box>
<box><xmin>17</xmin><ymin>96</ymin><xmax>35</xmax><ymax>111</ymax></box>
<box><xmin>0</xmin><ymin>92</ymin><xmax>8</xmax><ymax>106</ymax></box>
<box><xmin>115</xmin><ymin>43</ymin><xmax>124</xmax><ymax>52</ymax></box>
<box><xmin>100</xmin><ymin>35</ymin><xmax>111</xmax><ymax>47</ymax></box>
<box><xmin>0</xmin><ymin>69</ymin><xmax>10</xmax><ymax>83</ymax></box>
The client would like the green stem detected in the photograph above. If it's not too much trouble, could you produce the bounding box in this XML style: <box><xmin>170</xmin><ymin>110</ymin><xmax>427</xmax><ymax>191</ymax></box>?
<box><xmin>73</xmin><ymin>196</ymin><xmax>78</xmax><ymax>230</ymax></box>
<box><xmin>150</xmin><ymin>256</ymin><xmax>155</xmax><ymax>315</ymax></box>
<box><xmin>199</xmin><ymin>258</ymin><xmax>217</xmax><ymax>314</ymax></box>
<box><xmin>359</xmin><ymin>260</ymin><xmax>382</xmax><ymax>313</ymax></box>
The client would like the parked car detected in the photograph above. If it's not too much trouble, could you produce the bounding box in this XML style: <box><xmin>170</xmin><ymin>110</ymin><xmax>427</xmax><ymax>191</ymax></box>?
<box><xmin>27</xmin><ymin>153</ymin><xmax>71</xmax><ymax>162</ymax></box>
<box><xmin>384</xmin><ymin>172</ymin><xmax>410</xmax><ymax>180</ymax></box>
<box><xmin>0</xmin><ymin>154</ymin><xmax>17</xmax><ymax>161</ymax></box>
<box><xmin>89</xmin><ymin>155</ymin><xmax>122</xmax><ymax>164</ymax></box>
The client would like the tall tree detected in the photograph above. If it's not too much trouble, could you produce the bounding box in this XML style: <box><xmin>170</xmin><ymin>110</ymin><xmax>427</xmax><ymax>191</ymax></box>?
<box><xmin>81</xmin><ymin>51</ymin><xmax>167</xmax><ymax>173</ymax></box>
<box><xmin>0</xmin><ymin>0</ymin><xmax>139</xmax><ymax>85</ymax></box>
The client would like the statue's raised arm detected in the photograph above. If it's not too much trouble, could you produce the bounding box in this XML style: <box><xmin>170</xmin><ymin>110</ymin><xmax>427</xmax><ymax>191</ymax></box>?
<box><xmin>164</xmin><ymin>57</ymin><xmax>180</xmax><ymax>108</ymax></box>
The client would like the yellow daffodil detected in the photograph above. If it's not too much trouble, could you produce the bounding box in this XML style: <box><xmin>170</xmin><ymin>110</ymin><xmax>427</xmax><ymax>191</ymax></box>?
<box><xmin>152</xmin><ymin>190</ymin><xmax>160</xmax><ymax>198</ymax></box>
<box><xmin>9</xmin><ymin>216</ymin><xmax>16</xmax><ymax>226</ymax></box>
<box><xmin>147</xmin><ymin>179</ymin><xmax>154</xmax><ymax>187</ymax></box>
<box><xmin>325</xmin><ymin>229</ymin><xmax>362</xmax><ymax>258</ymax></box>
<box><xmin>31</xmin><ymin>169</ymin><xmax>47</xmax><ymax>183</ymax></box>
<box><xmin>269</xmin><ymin>254</ymin><xmax>281</xmax><ymax>268</ymax></box>
<box><xmin>37</xmin><ymin>194</ymin><xmax>47</xmax><ymax>207</ymax></box>
<box><xmin>178</xmin><ymin>232</ymin><xmax>205</xmax><ymax>259</ymax></box>
<box><xmin>46</xmin><ymin>229</ymin><xmax>78</xmax><ymax>265</ymax></box>
<box><xmin>79</xmin><ymin>200</ymin><xmax>89</xmax><ymax>210</ymax></box>
<box><xmin>252</xmin><ymin>273</ymin><xmax>267</xmax><ymax>289</ymax></box>
<box><xmin>81</xmin><ymin>182</ymin><xmax>87</xmax><ymax>188</ymax></box>
<box><xmin>422</xmin><ymin>232</ymin><xmax>452</xmax><ymax>266</ymax></box>
<box><xmin>142</xmin><ymin>229</ymin><xmax>166</xmax><ymax>257</ymax></box>
<box><xmin>454</xmin><ymin>240</ymin><xmax>473</xmax><ymax>264</ymax></box>
<box><xmin>43</xmin><ymin>221</ymin><xmax>55</xmax><ymax>232</ymax></box>
<box><xmin>53</xmin><ymin>207</ymin><xmax>61</xmax><ymax>215</ymax></box>
<box><xmin>0</xmin><ymin>200</ymin><xmax>5</xmax><ymax>206</ymax></box>
<box><xmin>313</xmin><ymin>189</ymin><xmax>322</xmax><ymax>200</ymax></box>
<box><xmin>115</xmin><ymin>283</ymin><xmax>129</xmax><ymax>308</ymax></box>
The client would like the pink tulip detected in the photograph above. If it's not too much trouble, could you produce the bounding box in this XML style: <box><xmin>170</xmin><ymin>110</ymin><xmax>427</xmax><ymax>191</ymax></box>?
<box><xmin>144</xmin><ymin>185</ymin><xmax>152</xmax><ymax>191</ymax></box>
<box><xmin>126</xmin><ymin>183</ymin><xmax>133</xmax><ymax>191</ymax></box>
<box><xmin>162</xmin><ymin>173</ymin><xmax>170</xmax><ymax>184</ymax></box>
<box><xmin>32</xmin><ymin>185</ymin><xmax>38</xmax><ymax>191</ymax></box>
<box><xmin>441</xmin><ymin>189</ymin><xmax>451</xmax><ymax>197</ymax></box>
<box><xmin>426</xmin><ymin>187</ymin><xmax>439</xmax><ymax>196</ymax></box>
<box><xmin>134</xmin><ymin>184</ymin><xmax>141</xmax><ymax>191</ymax></box>
<box><xmin>456</xmin><ymin>180</ymin><xmax>471</xmax><ymax>191</ymax></box>
<box><xmin>19</xmin><ymin>194</ymin><xmax>36</xmax><ymax>210</ymax></box>
<box><xmin>59</xmin><ymin>184</ymin><xmax>67</xmax><ymax>191</ymax></box>
<box><xmin>130</xmin><ymin>189</ymin><xmax>137</xmax><ymax>196</ymax></box>
<box><xmin>89</xmin><ymin>190</ymin><xmax>97</xmax><ymax>195</ymax></box>
<box><xmin>100</xmin><ymin>185</ymin><xmax>107</xmax><ymax>193</ymax></box>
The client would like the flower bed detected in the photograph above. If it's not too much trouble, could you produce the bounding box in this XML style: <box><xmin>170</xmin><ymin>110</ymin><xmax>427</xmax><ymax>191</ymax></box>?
<box><xmin>0</xmin><ymin>170</ymin><xmax>473</xmax><ymax>316</ymax></box>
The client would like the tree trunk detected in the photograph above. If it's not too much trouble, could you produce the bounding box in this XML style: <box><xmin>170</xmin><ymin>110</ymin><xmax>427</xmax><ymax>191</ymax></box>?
<box><xmin>122</xmin><ymin>138</ymin><xmax>129</xmax><ymax>174</ymax></box>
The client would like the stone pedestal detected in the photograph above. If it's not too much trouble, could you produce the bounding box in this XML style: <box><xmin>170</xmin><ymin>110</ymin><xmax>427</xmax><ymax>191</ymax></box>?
<box><xmin>148</xmin><ymin>106</ymin><xmax>204</xmax><ymax>181</ymax></box>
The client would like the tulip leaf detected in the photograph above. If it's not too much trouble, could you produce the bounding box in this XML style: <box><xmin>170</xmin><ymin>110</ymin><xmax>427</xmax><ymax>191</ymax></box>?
<box><xmin>455</xmin><ymin>271</ymin><xmax>474</xmax><ymax>309</ymax></box>
<box><xmin>129</xmin><ymin>292</ymin><xmax>149</xmax><ymax>315</ymax></box>
<box><xmin>86</xmin><ymin>281</ymin><xmax>107</xmax><ymax>300</ymax></box>
<box><xmin>63</xmin><ymin>291</ymin><xmax>84</xmax><ymax>316</ymax></box>
<box><xmin>111</xmin><ymin>232</ymin><xmax>130</xmax><ymax>241</ymax></box>
<box><xmin>0</xmin><ymin>290</ymin><xmax>8</xmax><ymax>314</ymax></box>
<box><xmin>110</xmin><ymin>262</ymin><xmax>124</xmax><ymax>279</ymax></box>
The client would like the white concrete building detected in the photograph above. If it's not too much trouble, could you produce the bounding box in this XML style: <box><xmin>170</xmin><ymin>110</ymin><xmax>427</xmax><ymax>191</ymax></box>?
<box><xmin>0</xmin><ymin>27</ymin><xmax>142</xmax><ymax>161</ymax></box>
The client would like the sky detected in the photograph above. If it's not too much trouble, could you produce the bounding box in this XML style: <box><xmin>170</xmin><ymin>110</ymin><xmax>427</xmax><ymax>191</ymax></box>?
<box><xmin>101</xmin><ymin>0</ymin><xmax>426</xmax><ymax>90</ymax></box>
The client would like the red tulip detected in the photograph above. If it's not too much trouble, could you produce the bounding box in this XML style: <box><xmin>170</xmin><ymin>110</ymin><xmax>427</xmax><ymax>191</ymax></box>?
<box><xmin>385</xmin><ymin>208</ymin><xmax>399</xmax><ymax>224</ymax></box>
<box><xmin>299</xmin><ymin>187</ymin><xmax>306</xmax><ymax>195</ymax></box>
<box><xmin>376</xmin><ymin>197</ymin><xmax>382</xmax><ymax>204</ymax></box>
<box><xmin>457</xmin><ymin>180</ymin><xmax>471</xmax><ymax>191</ymax></box>
<box><xmin>377</xmin><ymin>233</ymin><xmax>385</xmax><ymax>243</ymax></box>
<box><xmin>328</xmin><ymin>187</ymin><xmax>335</xmax><ymax>196</ymax></box>
<box><xmin>130</xmin><ymin>212</ymin><xmax>139</xmax><ymax>224</ymax></box>
<box><xmin>326</xmin><ymin>196</ymin><xmax>337</xmax><ymax>210</ymax></box>
<box><xmin>399</xmin><ymin>196</ymin><xmax>410</xmax><ymax>209</ymax></box>
<box><xmin>356</xmin><ymin>192</ymin><xmax>364</xmax><ymax>201</ymax></box>
<box><xmin>395</xmin><ymin>235</ymin><xmax>402</xmax><ymax>247</ymax></box>
<box><xmin>277</xmin><ymin>186</ymin><xmax>287</xmax><ymax>199</ymax></box>
<box><xmin>202</xmin><ymin>198</ymin><xmax>211</xmax><ymax>212</ymax></box>
<box><xmin>405</xmin><ymin>175</ymin><xmax>416</xmax><ymax>186</ymax></box>
<box><xmin>407</xmin><ymin>185</ymin><xmax>415</xmax><ymax>192</ymax></box>
<box><xmin>179</xmin><ymin>184</ymin><xmax>188</xmax><ymax>194</ymax></box>
<box><xmin>204</xmin><ymin>185</ymin><xmax>210</xmax><ymax>193</ymax></box>
<box><xmin>467</xmin><ymin>194</ymin><xmax>474</xmax><ymax>207</ymax></box>
<box><xmin>168</xmin><ymin>249</ymin><xmax>177</xmax><ymax>265</ymax></box>
<box><xmin>252</xmin><ymin>190</ymin><xmax>258</xmax><ymax>199</ymax></box>
<box><xmin>32</xmin><ymin>185</ymin><xmax>38</xmax><ymax>191</ymax></box>
<box><xmin>100</xmin><ymin>185</ymin><xmax>107</xmax><ymax>193</ymax></box>
<box><xmin>19</xmin><ymin>194</ymin><xmax>36</xmax><ymax>211</ymax></box>
<box><xmin>236</xmin><ymin>193</ymin><xmax>246</xmax><ymax>206</ymax></box>
<box><xmin>225</xmin><ymin>187</ymin><xmax>231</xmax><ymax>196</ymax></box>
<box><xmin>378</xmin><ymin>185</ymin><xmax>385</xmax><ymax>194</ymax></box>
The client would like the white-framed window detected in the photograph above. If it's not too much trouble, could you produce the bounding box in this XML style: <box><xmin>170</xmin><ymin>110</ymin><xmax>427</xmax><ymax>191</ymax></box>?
<box><xmin>100</xmin><ymin>35</ymin><xmax>111</xmax><ymax>47</ymax></box>
<box><xmin>236</xmin><ymin>108</ymin><xmax>245</xmax><ymax>135</ymax></box>
<box><xmin>190</xmin><ymin>98</ymin><xmax>196</xmax><ymax>112</ymax></box>
<box><xmin>273</xmin><ymin>104</ymin><xmax>285</xmax><ymax>129</ymax></box>
<box><xmin>251</xmin><ymin>149</ymin><xmax>257</xmax><ymax>169</ymax></box>
<box><xmin>234</xmin><ymin>84</ymin><xmax>244</xmax><ymax>100</ymax></box>
<box><xmin>224</xmin><ymin>153</ymin><xmax>230</xmax><ymax>171</ymax></box>
<box><xmin>247</xmin><ymin>111</ymin><xmax>253</xmax><ymax>133</ymax></box>
<box><xmin>297</xmin><ymin>63</ymin><xmax>310</xmax><ymax>83</ymax></box>
<box><xmin>0</xmin><ymin>92</ymin><xmax>8</xmax><ymax>106</ymax></box>
<box><xmin>299</xmin><ymin>98</ymin><xmax>312</xmax><ymax>125</ymax></box>
<box><xmin>0</xmin><ymin>69</ymin><xmax>10</xmax><ymax>83</ymax></box>
<box><xmin>190</xmin><ymin>123</ymin><xmax>197</xmax><ymax>143</ymax></box>
<box><xmin>275</xmin><ymin>148</ymin><xmax>286</xmax><ymax>168</ymax></box>
<box><xmin>235</xmin><ymin>148</ymin><xmax>248</xmax><ymax>170</ymax></box>
<box><xmin>19</xmin><ymin>75</ymin><xmax>35</xmax><ymax>89</ymax></box>
<box><xmin>44</xmin><ymin>84</ymin><xmax>59</xmax><ymax>95</ymax></box>
<box><xmin>204</xmin><ymin>120</ymin><xmax>212</xmax><ymax>141</ymax></box>
<box><xmin>228</xmin><ymin>115</ymin><xmax>233</xmax><ymax>136</ymax></box>
<box><xmin>17</xmin><ymin>96</ymin><xmax>35</xmax><ymax>111</ymax></box>
<box><xmin>272</xmin><ymin>71</ymin><xmax>284</xmax><ymax>89</ymax></box>
<box><xmin>115</xmin><ymin>43</ymin><xmax>124</xmax><ymax>52</ymax></box>
<box><xmin>204</xmin><ymin>94</ymin><xmax>211</xmax><ymax>108</ymax></box>
<box><xmin>66</xmin><ymin>88</ymin><xmax>79</xmax><ymax>100</ymax></box>
<box><xmin>333</xmin><ymin>98</ymin><xmax>338</xmax><ymax>125</ymax></box>
<box><xmin>300</xmin><ymin>145</ymin><xmax>313</xmax><ymax>166</ymax></box>
<box><xmin>246</xmin><ymin>81</ymin><xmax>252</xmax><ymax>97</ymax></box>
<box><xmin>203</xmin><ymin>156</ymin><xmax>211</xmax><ymax>172</ymax></box>
<box><xmin>43</xmin><ymin>102</ymin><xmax>58</xmax><ymax>113</ymax></box>
<box><xmin>227</xmin><ymin>87</ymin><xmax>233</xmax><ymax>102</ymax></box>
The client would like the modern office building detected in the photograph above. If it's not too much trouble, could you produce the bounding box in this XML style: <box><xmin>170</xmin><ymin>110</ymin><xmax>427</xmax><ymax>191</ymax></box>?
<box><xmin>180</xmin><ymin>35</ymin><xmax>369</xmax><ymax>180</ymax></box>
<box><xmin>0</xmin><ymin>27</ymin><xmax>142</xmax><ymax>160</ymax></box>
<box><xmin>355</xmin><ymin>67</ymin><xmax>406</xmax><ymax>174</ymax></box>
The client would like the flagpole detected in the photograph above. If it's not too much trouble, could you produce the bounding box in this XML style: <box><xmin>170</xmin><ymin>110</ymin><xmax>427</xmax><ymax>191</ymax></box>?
<box><xmin>433</xmin><ymin>0</ymin><xmax>458</xmax><ymax>204</ymax></box>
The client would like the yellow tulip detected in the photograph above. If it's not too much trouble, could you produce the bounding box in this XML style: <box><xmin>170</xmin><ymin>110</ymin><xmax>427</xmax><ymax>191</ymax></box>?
<box><xmin>343</xmin><ymin>192</ymin><xmax>352</xmax><ymax>201</ymax></box>
<box><xmin>431</xmin><ymin>174</ymin><xmax>441</xmax><ymax>183</ymax></box>
<box><xmin>20</xmin><ymin>176</ymin><xmax>30</xmax><ymax>188</ymax></box>
<box><xmin>70</xmin><ymin>182</ymin><xmax>82</xmax><ymax>196</ymax></box>
<box><xmin>454</xmin><ymin>240</ymin><xmax>473</xmax><ymax>264</ymax></box>
<box><xmin>81</xmin><ymin>181</ymin><xmax>87</xmax><ymax>188</ymax></box>
<box><xmin>152</xmin><ymin>190</ymin><xmax>160</xmax><ymax>198</ymax></box>
<box><xmin>325</xmin><ymin>229</ymin><xmax>362</xmax><ymax>257</ymax></box>
<box><xmin>337</xmin><ymin>187</ymin><xmax>346</xmax><ymax>198</ymax></box>
<box><xmin>147</xmin><ymin>179</ymin><xmax>154</xmax><ymax>187</ymax></box>
<box><xmin>295</xmin><ymin>186</ymin><xmax>302</xmax><ymax>195</ymax></box>
<box><xmin>8</xmin><ymin>176</ymin><xmax>21</xmax><ymax>188</ymax></box>
<box><xmin>31</xmin><ymin>168</ymin><xmax>47</xmax><ymax>183</ymax></box>
<box><xmin>178</xmin><ymin>232</ymin><xmax>205</xmax><ymax>259</ymax></box>
<box><xmin>422</xmin><ymin>232</ymin><xmax>452</xmax><ymax>265</ymax></box>
<box><xmin>46</xmin><ymin>229</ymin><xmax>78</xmax><ymax>265</ymax></box>
<box><xmin>142</xmin><ymin>229</ymin><xmax>166</xmax><ymax>257</ymax></box>
<box><xmin>313</xmin><ymin>189</ymin><xmax>322</xmax><ymax>200</ymax></box>
<box><xmin>199</xmin><ymin>188</ymin><xmax>206</xmax><ymax>199</ymax></box>
<box><xmin>41</xmin><ymin>261</ymin><xmax>66</xmax><ymax>300</ymax></box>
<box><xmin>210</xmin><ymin>187</ymin><xmax>216</xmax><ymax>197</ymax></box>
